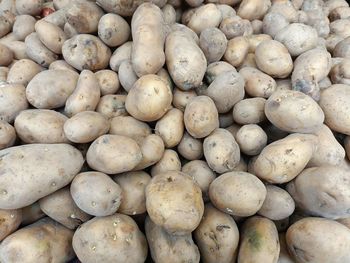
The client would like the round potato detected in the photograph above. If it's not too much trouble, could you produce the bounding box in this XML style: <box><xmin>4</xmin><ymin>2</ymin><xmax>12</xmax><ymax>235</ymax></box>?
<box><xmin>146</xmin><ymin>170</ymin><xmax>204</xmax><ymax>235</ymax></box>
<box><xmin>237</xmin><ymin>0</ymin><xmax>271</xmax><ymax>20</ymax></box>
<box><xmin>150</xmin><ymin>149</ymin><xmax>182</xmax><ymax>177</ymax></box>
<box><xmin>220</xmin><ymin>16</ymin><xmax>253</xmax><ymax>39</ymax></box>
<box><xmin>232</xmin><ymin>97</ymin><xmax>266</xmax><ymax>125</ymax></box>
<box><xmin>172</xmin><ymin>88</ymin><xmax>197</xmax><ymax>111</ymax></box>
<box><xmin>95</xmin><ymin>69</ymin><xmax>120</xmax><ymax>95</ymax></box>
<box><xmin>7</xmin><ymin>59</ymin><xmax>43</xmax><ymax>86</ymax></box>
<box><xmin>96</xmin><ymin>94</ymin><xmax>127</xmax><ymax>119</ymax></box>
<box><xmin>98</xmin><ymin>13</ymin><xmax>130</xmax><ymax>47</ymax></box>
<box><xmin>199</xmin><ymin>27</ymin><xmax>227</xmax><ymax>63</ymax></box>
<box><xmin>0</xmin><ymin>209</ymin><xmax>22</xmax><ymax>241</ymax></box>
<box><xmin>188</xmin><ymin>4</ymin><xmax>222</xmax><ymax>35</ymax></box>
<box><xmin>235</xmin><ymin>124</ymin><xmax>267</xmax><ymax>155</ymax></box>
<box><xmin>224</xmin><ymin>36</ymin><xmax>249</xmax><ymax>67</ymax></box>
<box><xmin>177</xmin><ymin>132</ymin><xmax>203</xmax><ymax>160</ymax></box>
<box><xmin>0</xmin><ymin>83</ymin><xmax>28</xmax><ymax>122</ymax></box>
<box><xmin>0</xmin><ymin>121</ymin><xmax>16</xmax><ymax>150</ymax></box>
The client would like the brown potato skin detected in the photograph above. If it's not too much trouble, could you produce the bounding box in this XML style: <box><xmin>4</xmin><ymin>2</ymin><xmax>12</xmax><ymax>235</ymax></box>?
<box><xmin>0</xmin><ymin>209</ymin><xmax>22</xmax><ymax>241</ymax></box>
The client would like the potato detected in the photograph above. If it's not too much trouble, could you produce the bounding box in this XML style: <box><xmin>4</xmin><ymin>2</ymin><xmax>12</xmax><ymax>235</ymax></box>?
<box><xmin>205</xmin><ymin>61</ymin><xmax>235</xmax><ymax>83</ymax></box>
<box><xmin>0</xmin><ymin>121</ymin><xmax>15</xmax><ymax>150</ymax></box>
<box><xmin>286</xmin><ymin>217</ymin><xmax>350</xmax><ymax>263</ymax></box>
<box><xmin>97</xmin><ymin>0</ymin><xmax>166</xmax><ymax>16</ymax></box>
<box><xmin>25</xmin><ymin>32</ymin><xmax>58</xmax><ymax>67</ymax></box>
<box><xmin>21</xmin><ymin>202</ymin><xmax>45</xmax><ymax>226</ymax></box>
<box><xmin>157</xmin><ymin>68</ymin><xmax>174</xmax><ymax>91</ymax></box>
<box><xmin>64</xmin><ymin>111</ymin><xmax>109</xmax><ymax>144</ymax></box>
<box><xmin>237</xmin><ymin>0</ymin><xmax>271</xmax><ymax>20</ymax></box>
<box><xmin>70</xmin><ymin>171</ymin><xmax>122</xmax><ymax>217</ymax></box>
<box><xmin>146</xmin><ymin>170</ymin><xmax>204</xmax><ymax>235</ymax></box>
<box><xmin>118</xmin><ymin>59</ymin><xmax>138</xmax><ymax>92</ymax></box>
<box><xmin>96</xmin><ymin>94</ymin><xmax>127</xmax><ymax>119</ymax></box>
<box><xmin>247</xmin><ymin>34</ymin><xmax>272</xmax><ymax>53</ymax></box>
<box><xmin>151</xmin><ymin>149</ymin><xmax>181</xmax><ymax>176</ymax></box>
<box><xmin>49</xmin><ymin>60</ymin><xmax>76</xmax><ymax>72</ymax></box>
<box><xmin>0</xmin><ymin>209</ymin><xmax>22</xmax><ymax>241</ymax></box>
<box><xmin>330</xmin><ymin>18</ymin><xmax>350</xmax><ymax>38</ymax></box>
<box><xmin>333</xmin><ymin>36</ymin><xmax>350</xmax><ymax>58</ymax></box>
<box><xmin>330</xmin><ymin>58</ymin><xmax>350</xmax><ymax>84</ymax></box>
<box><xmin>199</xmin><ymin>27</ymin><xmax>227</xmax><ymax>63</ymax></box>
<box><xmin>232</xmin><ymin>98</ymin><xmax>266</xmax><ymax>125</ymax></box>
<box><xmin>43</xmin><ymin>8</ymin><xmax>67</xmax><ymax>28</ymax></box>
<box><xmin>0</xmin><ymin>43</ymin><xmax>12</xmax><ymax>66</ymax></box>
<box><xmin>187</xmin><ymin>4</ymin><xmax>222</xmax><ymax>35</ymax></box>
<box><xmin>26</xmin><ymin>69</ymin><xmax>78</xmax><ymax>109</ymax></box>
<box><xmin>12</xmin><ymin>15</ymin><xmax>36</xmax><ymax>41</ymax></box>
<box><xmin>73</xmin><ymin>214</ymin><xmax>148</xmax><ymax>263</ymax></box>
<box><xmin>236</xmin><ymin>124</ymin><xmax>267</xmax><ymax>155</ymax></box>
<box><xmin>171</xmin><ymin>23</ymin><xmax>199</xmax><ymax>44</ymax></box>
<box><xmin>224</xmin><ymin>36</ymin><xmax>249</xmax><ymax>67</ymax></box>
<box><xmin>94</xmin><ymin>71</ymin><xmax>119</xmax><ymax>96</ymax></box>
<box><xmin>0</xmin><ymin>144</ymin><xmax>83</xmax><ymax>209</ymax></box>
<box><xmin>62</xmin><ymin>34</ymin><xmax>111</xmax><ymax>71</ymax></box>
<box><xmin>98</xmin><ymin>14</ymin><xmax>130</xmax><ymax>47</ymax></box>
<box><xmin>330</xmin><ymin>6</ymin><xmax>350</xmax><ymax>21</ymax></box>
<box><xmin>14</xmin><ymin>109</ymin><xmax>68</xmax><ymax>144</ymax></box>
<box><xmin>0</xmin><ymin>13</ymin><xmax>14</xmax><ymax>39</ymax></box>
<box><xmin>16</xmin><ymin>0</ymin><xmax>43</xmax><ymax>15</ymax></box>
<box><xmin>109</xmin><ymin>41</ymin><xmax>132</xmax><ymax>70</ymax></box>
<box><xmin>319</xmin><ymin>84</ymin><xmax>350</xmax><ymax>135</ymax></box>
<box><xmin>166</xmin><ymin>30</ymin><xmax>207</xmax><ymax>90</ymax></box>
<box><xmin>216</xmin><ymin>4</ymin><xmax>236</xmax><ymax>19</ymax></box>
<box><xmin>35</xmin><ymin>20</ymin><xmax>66</xmax><ymax>55</ymax></box>
<box><xmin>265</xmin><ymin>89</ymin><xmax>324</xmax><ymax>133</ymax></box>
<box><xmin>220</xmin><ymin>16</ymin><xmax>253</xmax><ymax>39</ymax></box>
<box><xmin>238</xmin><ymin>216</ymin><xmax>280</xmax><ymax>263</ymax></box>
<box><xmin>0</xmin><ymin>218</ymin><xmax>74</xmax><ymax>263</ymax></box>
<box><xmin>252</xmin><ymin>133</ymin><xmax>317</xmax><ymax>184</ymax></box>
<box><xmin>177</xmin><ymin>132</ymin><xmax>203</xmax><ymax>161</ymax></box>
<box><xmin>39</xmin><ymin>187</ymin><xmax>91</xmax><ymax>229</ymax></box>
<box><xmin>7</xmin><ymin>59</ymin><xmax>42</xmax><ymax>86</ymax></box>
<box><xmin>0</xmin><ymin>83</ymin><xmax>28</xmax><ymax>123</ymax></box>
<box><xmin>146</xmin><ymin>216</ymin><xmax>200</xmax><ymax>263</ymax></box>
<box><xmin>209</xmin><ymin>171</ymin><xmax>266</xmax><ymax>216</ymax></box>
<box><xmin>172</xmin><ymin>88</ymin><xmax>197</xmax><ymax>111</ymax></box>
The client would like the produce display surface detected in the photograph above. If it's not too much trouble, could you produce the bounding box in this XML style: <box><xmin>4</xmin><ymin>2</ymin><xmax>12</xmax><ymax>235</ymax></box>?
<box><xmin>1</xmin><ymin>0</ymin><xmax>350</xmax><ymax>262</ymax></box>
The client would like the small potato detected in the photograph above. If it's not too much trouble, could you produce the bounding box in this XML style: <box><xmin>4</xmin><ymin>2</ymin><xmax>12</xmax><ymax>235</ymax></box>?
<box><xmin>237</xmin><ymin>0</ymin><xmax>271</xmax><ymax>20</ymax></box>
<box><xmin>265</xmin><ymin>89</ymin><xmax>325</xmax><ymax>133</ymax></box>
<box><xmin>0</xmin><ymin>83</ymin><xmax>28</xmax><ymax>123</ymax></box>
<box><xmin>0</xmin><ymin>121</ymin><xmax>15</xmax><ymax>150</ymax></box>
<box><xmin>118</xmin><ymin>59</ymin><xmax>138</xmax><ymax>92</ymax></box>
<box><xmin>205</xmin><ymin>61</ymin><xmax>236</xmax><ymax>84</ymax></box>
<box><xmin>155</xmin><ymin>108</ymin><xmax>184</xmax><ymax>148</ymax></box>
<box><xmin>64</xmin><ymin>70</ymin><xmax>101</xmax><ymax>117</ymax></box>
<box><xmin>224</xmin><ymin>36</ymin><xmax>249</xmax><ymax>67</ymax></box>
<box><xmin>0</xmin><ymin>218</ymin><xmax>74</xmax><ymax>263</ymax></box>
<box><xmin>64</xmin><ymin>111</ymin><xmax>109</xmax><ymax>143</ymax></box>
<box><xmin>239</xmin><ymin>67</ymin><xmax>276</xmax><ymax>98</ymax></box>
<box><xmin>96</xmin><ymin>94</ymin><xmax>127</xmax><ymax>119</ymax></box>
<box><xmin>166</xmin><ymin>30</ymin><xmax>207</xmax><ymax>90</ymax></box>
<box><xmin>184</xmin><ymin>96</ymin><xmax>219</xmax><ymax>138</ymax></box>
<box><xmin>109</xmin><ymin>41</ymin><xmax>132</xmax><ymax>71</ymax></box>
<box><xmin>12</xmin><ymin>15</ymin><xmax>36</xmax><ymax>41</ymax></box>
<box><xmin>39</xmin><ymin>187</ymin><xmax>91</xmax><ymax>229</ymax></box>
<box><xmin>204</xmin><ymin>128</ymin><xmax>240</xmax><ymax>173</ymax></box>
<box><xmin>7</xmin><ymin>59</ymin><xmax>42</xmax><ymax>86</ymax></box>
<box><xmin>199</xmin><ymin>27</ymin><xmax>227</xmax><ymax>63</ymax></box>
<box><xmin>14</xmin><ymin>109</ymin><xmax>68</xmax><ymax>144</ymax></box>
<box><xmin>286</xmin><ymin>217</ymin><xmax>350</xmax><ymax>263</ymax></box>
<box><xmin>95</xmin><ymin>69</ymin><xmax>120</xmax><ymax>95</ymax></box>
<box><xmin>125</xmin><ymin>74</ymin><xmax>172</xmax><ymax>121</ymax></box>
<box><xmin>16</xmin><ymin>0</ymin><xmax>43</xmax><ymax>15</ymax></box>
<box><xmin>62</xmin><ymin>34</ymin><xmax>111</xmax><ymax>71</ymax></box>
<box><xmin>182</xmin><ymin>160</ymin><xmax>216</xmax><ymax>201</ymax></box>
<box><xmin>49</xmin><ymin>60</ymin><xmax>76</xmax><ymax>72</ymax></box>
<box><xmin>319</xmin><ymin>84</ymin><xmax>350</xmax><ymax>135</ymax></box>
<box><xmin>71</xmin><ymin>171</ymin><xmax>122</xmax><ymax>217</ymax></box>
<box><xmin>258</xmin><ymin>185</ymin><xmax>295</xmax><ymax>220</ymax></box>
<box><xmin>26</xmin><ymin>69</ymin><xmax>78</xmax><ymax>109</ymax></box>
<box><xmin>235</xmin><ymin>124</ymin><xmax>267</xmax><ymax>155</ymax></box>
<box><xmin>188</xmin><ymin>4</ymin><xmax>222</xmax><ymax>35</ymax></box>
<box><xmin>73</xmin><ymin>214</ymin><xmax>148</xmax><ymax>263</ymax></box>
<box><xmin>86</xmin><ymin>134</ymin><xmax>142</xmax><ymax>174</ymax></box>
<box><xmin>194</xmin><ymin>204</ymin><xmax>239</xmax><ymax>263</ymax></box>
<box><xmin>113</xmin><ymin>171</ymin><xmax>151</xmax><ymax>215</ymax></box>
<box><xmin>209</xmin><ymin>171</ymin><xmax>266</xmax><ymax>216</ymax></box>
<box><xmin>220</xmin><ymin>16</ymin><xmax>253</xmax><ymax>39</ymax></box>
<box><xmin>172</xmin><ymin>88</ymin><xmax>197</xmax><ymax>111</ymax></box>
<box><xmin>98</xmin><ymin>13</ymin><xmax>130</xmax><ymax>47</ymax></box>
<box><xmin>238</xmin><ymin>216</ymin><xmax>280</xmax><ymax>263</ymax></box>
<box><xmin>146</xmin><ymin>170</ymin><xmax>204</xmax><ymax>235</ymax></box>
<box><xmin>177</xmin><ymin>132</ymin><xmax>203</xmax><ymax>160</ymax></box>
<box><xmin>0</xmin><ymin>43</ymin><xmax>12</xmax><ymax>66</ymax></box>
<box><xmin>0</xmin><ymin>209</ymin><xmax>22</xmax><ymax>241</ymax></box>
<box><xmin>252</xmin><ymin>133</ymin><xmax>317</xmax><ymax>184</ymax></box>
<box><xmin>35</xmin><ymin>20</ymin><xmax>66</xmax><ymax>54</ymax></box>
<box><xmin>330</xmin><ymin>58</ymin><xmax>350</xmax><ymax>84</ymax></box>
<box><xmin>232</xmin><ymin>98</ymin><xmax>266</xmax><ymax>124</ymax></box>
<box><xmin>151</xmin><ymin>149</ymin><xmax>181</xmax><ymax>177</ymax></box>
<box><xmin>287</xmin><ymin>166</ymin><xmax>350</xmax><ymax>219</ymax></box>
<box><xmin>255</xmin><ymin>40</ymin><xmax>293</xmax><ymax>78</ymax></box>
<box><xmin>109</xmin><ymin>116</ymin><xmax>151</xmax><ymax>145</ymax></box>
<box><xmin>21</xmin><ymin>202</ymin><xmax>45</xmax><ymax>226</ymax></box>
<box><xmin>146</xmin><ymin>216</ymin><xmax>200</xmax><ymax>263</ymax></box>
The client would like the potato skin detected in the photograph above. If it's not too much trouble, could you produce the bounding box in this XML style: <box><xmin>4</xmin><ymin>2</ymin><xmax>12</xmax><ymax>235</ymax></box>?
<box><xmin>188</xmin><ymin>4</ymin><xmax>222</xmax><ymax>35</ymax></box>
<box><xmin>146</xmin><ymin>170</ymin><xmax>204</xmax><ymax>235</ymax></box>
<box><xmin>109</xmin><ymin>41</ymin><xmax>132</xmax><ymax>71</ymax></box>
<box><xmin>95</xmin><ymin>69</ymin><xmax>120</xmax><ymax>95</ymax></box>
<box><xmin>35</xmin><ymin>20</ymin><xmax>67</xmax><ymax>54</ymax></box>
<box><xmin>199</xmin><ymin>27</ymin><xmax>227</xmax><ymax>63</ymax></box>
<box><xmin>7</xmin><ymin>59</ymin><xmax>43</xmax><ymax>86</ymax></box>
<box><xmin>235</xmin><ymin>124</ymin><xmax>267</xmax><ymax>155</ymax></box>
<box><xmin>0</xmin><ymin>144</ymin><xmax>83</xmax><ymax>209</ymax></box>
<box><xmin>194</xmin><ymin>204</ymin><xmax>239</xmax><ymax>263</ymax></box>
<box><xmin>21</xmin><ymin>202</ymin><xmax>45</xmax><ymax>226</ymax></box>
<box><xmin>0</xmin><ymin>121</ymin><xmax>16</xmax><ymax>150</ymax></box>
<box><xmin>173</xmin><ymin>88</ymin><xmax>197</xmax><ymax>111</ymax></box>
<box><xmin>13</xmin><ymin>15</ymin><xmax>36</xmax><ymax>41</ymax></box>
<box><xmin>16</xmin><ymin>0</ymin><xmax>43</xmax><ymax>15</ymax></box>
<box><xmin>86</xmin><ymin>134</ymin><xmax>142</xmax><ymax>174</ymax></box>
<box><xmin>177</xmin><ymin>132</ymin><xmax>203</xmax><ymax>160</ymax></box>
<box><xmin>73</xmin><ymin>214</ymin><xmax>148</xmax><ymax>263</ymax></box>
<box><xmin>96</xmin><ymin>94</ymin><xmax>127</xmax><ymax>119</ymax></box>
<box><xmin>150</xmin><ymin>149</ymin><xmax>181</xmax><ymax>177</ymax></box>
<box><xmin>233</xmin><ymin>97</ymin><xmax>266</xmax><ymax>124</ymax></box>
<box><xmin>0</xmin><ymin>209</ymin><xmax>22</xmax><ymax>241</ymax></box>
<box><xmin>237</xmin><ymin>0</ymin><xmax>271</xmax><ymax>20</ymax></box>
<box><xmin>146</xmin><ymin>216</ymin><xmax>200</xmax><ymax>263</ymax></box>
<box><xmin>0</xmin><ymin>83</ymin><xmax>28</xmax><ymax>122</ymax></box>
<box><xmin>286</xmin><ymin>217</ymin><xmax>350</xmax><ymax>263</ymax></box>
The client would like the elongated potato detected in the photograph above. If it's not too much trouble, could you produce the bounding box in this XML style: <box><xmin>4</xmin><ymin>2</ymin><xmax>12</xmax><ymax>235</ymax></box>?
<box><xmin>0</xmin><ymin>121</ymin><xmax>15</xmax><ymax>150</ymax></box>
<box><xmin>150</xmin><ymin>149</ymin><xmax>181</xmax><ymax>177</ymax></box>
<box><xmin>0</xmin><ymin>144</ymin><xmax>83</xmax><ymax>209</ymax></box>
<box><xmin>0</xmin><ymin>209</ymin><xmax>22</xmax><ymax>241</ymax></box>
<box><xmin>14</xmin><ymin>109</ymin><xmax>68</xmax><ymax>144</ymax></box>
<box><xmin>177</xmin><ymin>132</ymin><xmax>203</xmax><ymax>160</ymax></box>
<box><xmin>96</xmin><ymin>94</ymin><xmax>127</xmax><ymax>119</ymax></box>
<box><xmin>0</xmin><ymin>83</ymin><xmax>28</xmax><ymax>122</ymax></box>
<box><xmin>35</xmin><ymin>20</ymin><xmax>67</xmax><ymax>54</ymax></box>
<box><xmin>7</xmin><ymin>59</ymin><xmax>43</xmax><ymax>86</ymax></box>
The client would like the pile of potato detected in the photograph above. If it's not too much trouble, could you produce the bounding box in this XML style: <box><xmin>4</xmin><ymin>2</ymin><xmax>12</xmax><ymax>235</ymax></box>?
<box><xmin>1</xmin><ymin>0</ymin><xmax>350</xmax><ymax>262</ymax></box>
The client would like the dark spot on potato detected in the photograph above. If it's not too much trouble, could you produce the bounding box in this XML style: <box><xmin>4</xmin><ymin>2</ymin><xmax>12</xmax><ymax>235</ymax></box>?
<box><xmin>285</xmin><ymin>148</ymin><xmax>293</xmax><ymax>154</ymax></box>
<box><xmin>216</xmin><ymin>224</ymin><xmax>230</xmax><ymax>231</ymax></box>
<box><xmin>167</xmin><ymin>177</ymin><xmax>173</xmax><ymax>182</ymax></box>
<box><xmin>246</xmin><ymin>228</ymin><xmax>262</xmax><ymax>251</ymax></box>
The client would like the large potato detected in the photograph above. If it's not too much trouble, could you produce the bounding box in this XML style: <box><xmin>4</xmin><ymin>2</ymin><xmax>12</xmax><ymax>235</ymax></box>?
<box><xmin>194</xmin><ymin>204</ymin><xmax>239</xmax><ymax>263</ymax></box>
<box><xmin>35</xmin><ymin>20</ymin><xmax>67</xmax><ymax>54</ymax></box>
<box><xmin>232</xmin><ymin>97</ymin><xmax>266</xmax><ymax>124</ymax></box>
<box><xmin>150</xmin><ymin>149</ymin><xmax>181</xmax><ymax>177</ymax></box>
<box><xmin>203</xmin><ymin>128</ymin><xmax>240</xmax><ymax>173</ymax></box>
<box><xmin>14</xmin><ymin>109</ymin><xmax>68</xmax><ymax>144</ymax></box>
<box><xmin>0</xmin><ymin>218</ymin><xmax>74</xmax><ymax>263</ymax></box>
<box><xmin>0</xmin><ymin>83</ymin><xmax>28</xmax><ymax>122</ymax></box>
<box><xmin>0</xmin><ymin>144</ymin><xmax>83</xmax><ymax>209</ymax></box>
<box><xmin>73</xmin><ymin>214</ymin><xmax>148</xmax><ymax>263</ymax></box>
<box><xmin>238</xmin><ymin>216</ymin><xmax>280</xmax><ymax>263</ymax></box>
<box><xmin>0</xmin><ymin>121</ymin><xmax>16</xmax><ymax>150</ymax></box>
<box><xmin>26</xmin><ymin>69</ymin><xmax>78</xmax><ymax>109</ymax></box>
<box><xmin>39</xmin><ymin>187</ymin><xmax>91</xmax><ymax>229</ymax></box>
<box><xmin>86</xmin><ymin>134</ymin><xmax>142</xmax><ymax>174</ymax></box>
<box><xmin>0</xmin><ymin>209</ymin><xmax>22</xmax><ymax>241</ymax></box>
<box><xmin>96</xmin><ymin>94</ymin><xmax>127</xmax><ymax>119</ymax></box>
<box><xmin>7</xmin><ymin>59</ymin><xmax>43</xmax><ymax>86</ymax></box>
<box><xmin>146</xmin><ymin>170</ymin><xmax>204</xmax><ymax>235</ymax></box>
<box><xmin>209</xmin><ymin>171</ymin><xmax>266</xmax><ymax>216</ymax></box>
<box><xmin>146</xmin><ymin>216</ymin><xmax>200</xmax><ymax>263</ymax></box>
<box><xmin>286</xmin><ymin>217</ymin><xmax>350</xmax><ymax>263</ymax></box>
<box><xmin>265</xmin><ymin>89</ymin><xmax>324</xmax><ymax>133</ymax></box>
<box><xmin>177</xmin><ymin>132</ymin><xmax>203</xmax><ymax>160</ymax></box>
<box><xmin>287</xmin><ymin>166</ymin><xmax>350</xmax><ymax>219</ymax></box>
<box><xmin>125</xmin><ymin>74</ymin><xmax>172</xmax><ymax>122</ymax></box>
